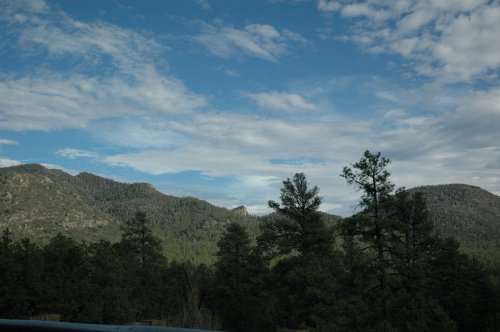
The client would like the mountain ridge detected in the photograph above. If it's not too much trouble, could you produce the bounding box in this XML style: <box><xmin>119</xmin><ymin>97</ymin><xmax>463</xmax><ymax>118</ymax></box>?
<box><xmin>1</xmin><ymin>164</ymin><xmax>499</xmax><ymax>263</ymax></box>
<box><xmin>0</xmin><ymin>164</ymin><xmax>261</xmax><ymax>263</ymax></box>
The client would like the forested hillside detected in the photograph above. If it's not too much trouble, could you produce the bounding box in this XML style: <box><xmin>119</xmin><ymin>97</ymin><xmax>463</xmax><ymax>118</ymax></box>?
<box><xmin>0</xmin><ymin>164</ymin><xmax>260</xmax><ymax>263</ymax></box>
<box><xmin>410</xmin><ymin>184</ymin><xmax>500</xmax><ymax>248</ymax></box>
<box><xmin>0</xmin><ymin>165</ymin><xmax>121</xmax><ymax>243</ymax></box>
<box><xmin>1</xmin><ymin>152</ymin><xmax>499</xmax><ymax>331</ymax></box>
<box><xmin>2</xmin><ymin>164</ymin><xmax>500</xmax><ymax>264</ymax></box>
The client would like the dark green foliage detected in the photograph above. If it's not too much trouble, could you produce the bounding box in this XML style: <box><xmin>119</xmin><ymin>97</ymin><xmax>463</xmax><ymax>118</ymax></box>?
<box><xmin>271</xmin><ymin>253</ymin><xmax>342</xmax><ymax>330</ymax></box>
<box><xmin>10</xmin><ymin>238</ymin><xmax>45</xmax><ymax>317</ymax></box>
<box><xmin>341</xmin><ymin>151</ymin><xmax>396</xmax><ymax>324</ymax></box>
<box><xmin>86</xmin><ymin>240</ymin><xmax>137</xmax><ymax>323</ymax></box>
<box><xmin>120</xmin><ymin>211</ymin><xmax>163</xmax><ymax>267</ymax></box>
<box><xmin>0</xmin><ymin>220</ymin><xmax>221</xmax><ymax>327</ymax></box>
<box><xmin>164</xmin><ymin>262</ymin><xmax>220</xmax><ymax>330</ymax></box>
<box><xmin>0</xmin><ymin>159</ymin><xmax>499</xmax><ymax>331</ymax></box>
<box><xmin>0</xmin><ymin>167</ymin><xmax>121</xmax><ymax>244</ymax></box>
<box><xmin>0</xmin><ymin>228</ymin><xmax>19</xmax><ymax>317</ymax></box>
<box><xmin>118</xmin><ymin>211</ymin><xmax>170</xmax><ymax>320</ymax></box>
<box><xmin>341</xmin><ymin>152</ymin><xmax>461</xmax><ymax>331</ymax></box>
<box><xmin>341</xmin><ymin>151</ymin><xmax>394</xmax><ymax>211</ymax></box>
<box><xmin>382</xmin><ymin>189</ymin><xmax>456</xmax><ymax>331</ymax></box>
<box><xmin>409</xmin><ymin>184</ymin><xmax>500</xmax><ymax>245</ymax></box>
<box><xmin>428</xmin><ymin>238</ymin><xmax>500</xmax><ymax>332</ymax></box>
<box><xmin>0</xmin><ymin>164</ymin><xmax>260</xmax><ymax>263</ymax></box>
<box><xmin>213</xmin><ymin>223</ymin><xmax>275</xmax><ymax>332</ymax></box>
<box><xmin>4</xmin><ymin>163</ymin><xmax>498</xmax><ymax>263</ymax></box>
<box><xmin>0</xmin><ymin>230</ymin><xmax>45</xmax><ymax>318</ymax></box>
<box><xmin>259</xmin><ymin>172</ymin><xmax>333</xmax><ymax>257</ymax></box>
<box><xmin>258</xmin><ymin>173</ymin><xmax>341</xmax><ymax>330</ymax></box>
<box><xmin>389</xmin><ymin>190</ymin><xmax>436</xmax><ymax>296</ymax></box>
<box><xmin>41</xmin><ymin>233</ymin><xmax>93</xmax><ymax>322</ymax></box>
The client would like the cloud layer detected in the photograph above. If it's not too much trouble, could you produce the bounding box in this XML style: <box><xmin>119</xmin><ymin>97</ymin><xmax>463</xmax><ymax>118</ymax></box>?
<box><xmin>1</xmin><ymin>0</ymin><xmax>500</xmax><ymax>216</ymax></box>
<box><xmin>194</xmin><ymin>21</ymin><xmax>307</xmax><ymax>61</ymax></box>
<box><xmin>319</xmin><ymin>0</ymin><xmax>500</xmax><ymax>82</ymax></box>
<box><xmin>0</xmin><ymin>0</ymin><xmax>205</xmax><ymax>131</ymax></box>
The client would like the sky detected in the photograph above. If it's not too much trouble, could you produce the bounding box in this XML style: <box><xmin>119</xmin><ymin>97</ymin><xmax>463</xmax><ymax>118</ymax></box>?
<box><xmin>1</xmin><ymin>0</ymin><xmax>500</xmax><ymax>216</ymax></box>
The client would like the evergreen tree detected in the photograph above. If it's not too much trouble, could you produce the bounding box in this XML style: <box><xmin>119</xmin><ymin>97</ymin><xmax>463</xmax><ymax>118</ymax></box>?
<box><xmin>336</xmin><ymin>217</ymin><xmax>375</xmax><ymax>331</ymax></box>
<box><xmin>120</xmin><ymin>211</ymin><xmax>163</xmax><ymax>268</ymax></box>
<box><xmin>428</xmin><ymin>238</ymin><xmax>500</xmax><ymax>331</ymax></box>
<box><xmin>387</xmin><ymin>189</ymin><xmax>455</xmax><ymax>331</ymax></box>
<box><xmin>41</xmin><ymin>233</ymin><xmax>92</xmax><ymax>322</ymax></box>
<box><xmin>271</xmin><ymin>254</ymin><xmax>341</xmax><ymax>330</ymax></box>
<box><xmin>259</xmin><ymin>172</ymin><xmax>332</xmax><ymax>257</ymax></box>
<box><xmin>119</xmin><ymin>211</ymin><xmax>164</xmax><ymax>319</ymax></box>
<box><xmin>0</xmin><ymin>228</ymin><xmax>16</xmax><ymax>317</ymax></box>
<box><xmin>341</xmin><ymin>150</ymin><xmax>395</xmax><ymax>325</ymax></box>
<box><xmin>213</xmin><ymin>223</ymin><xmax>275</xmax><ymax>332</ymax></box>
<box><xmin>10</xmin><ymin>238</ymin><xmax>44</xmax><ymax>317</ymax></box>
<box><xmin>169</xmin><ymin>262</ymin><xmax>220</xmax><ymax>330</ymax></box>
<box><xmin>258</xmin><ymin>173</ymin><xmax>341</xmax><ymax>330</ymax></box>
<box><xmin>86</xmin><ymin>240</ymin><xmax>137</xmax><ymax>323</ymax></box>
<box><xmin>389</xmin><ymin>190</ymin><xmax>436</xmax><ymax>299</ymax></box>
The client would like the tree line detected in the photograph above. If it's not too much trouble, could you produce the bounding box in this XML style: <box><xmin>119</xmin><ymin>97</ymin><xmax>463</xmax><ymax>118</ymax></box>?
<box><xmin>1</xmin><ymin>151</ymin><xmax>499</xmax><ymax>331</ymax></box>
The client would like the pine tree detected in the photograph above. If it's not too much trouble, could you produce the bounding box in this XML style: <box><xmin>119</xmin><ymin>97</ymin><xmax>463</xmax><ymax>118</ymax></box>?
<box><xmin>213</xmin><ymin>223</ymin><xmax>275</xmax><ymax>332</ymax></box>
<box><xmin>119</xmin><ymin>211</ymin><xmax>164</xmax><ymax>319</ymax></box>
<box><xmin>120</xmin><ymin>211</ymin><xmax>162</xmax><ymax>268</ymax></box>
<box><xmin>259</xmin><ymin>172</ymin><xmax>332</xmax><ymax>257</ymax></box>
<box><xmin>0</xmin><ymin>228</ymin><xmax>16</xmax><ymax>317</ymax></box>
<box><xmin>341</xmin><ymin>150</ymin><xmax>395</xmax><ymax>324</ymax></box>
<box><xmin>10</xmin><ymin>238</ymin><xmax>44</xmax><ymax>317</ymax></box>
<box><xmin>87</xmin><ymin>240</ymin><xmax>137</xmax><ymax>323</ymax></box>
<box><xmin>42</xmin><ymin>233</ymin><xmax>92</xmax><ymax>322</ymax></box>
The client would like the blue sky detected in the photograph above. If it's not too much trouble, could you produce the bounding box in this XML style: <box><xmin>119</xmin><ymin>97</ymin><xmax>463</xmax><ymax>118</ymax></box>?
<box><xmin>1</xmin><ymin>0</ymin><xmax>500</xmax><ymax>216</ymax></box>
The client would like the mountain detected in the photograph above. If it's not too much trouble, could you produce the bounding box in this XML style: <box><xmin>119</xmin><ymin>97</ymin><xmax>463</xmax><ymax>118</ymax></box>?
<box><xmin>0</xmin><ymin>164</ymin><xmax>259</xmax><ymax>263</ymax></box>
<box><xmin>0</xmin><ymin>165</ymin><xmax>121</xmax><ymax>243</ymax></box>
<box><xmin>409</xmin><ymin>184</ymin><xmax>500</xmax><ymax>249</ymax></box>
<box><xmin>2</xmin><ymin>164</ymin><xmax>498</xmax><ymax>263</ymax></box>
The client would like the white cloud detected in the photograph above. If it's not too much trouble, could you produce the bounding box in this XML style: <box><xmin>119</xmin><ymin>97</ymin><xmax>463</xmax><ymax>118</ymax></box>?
<box><xmin>92</xmin><ymin>79</ymin><xmax>500</xmax><ymax>216</ymax></box>
<box><xmin>432</xmin><ymin>6</ymin><xmax>500</xmax><ymax>81</ymax></box>
<box><xmin>341</xmin><ymin>3</ymin><xmax>391</xmax><ymax>22</ymax></box>
<box><xmin>40</xmin><ymin>163</ymin><xmax>80</xmax><ymax>175</ymax></box>
<box><xmin>317</xmin><ymin>0</ymin><xmax>341</xmax><ymax>13</ymax></box>
<box><xmin>56</xmin><ymin>148</ymin><xmax>99</xmax><ymax>160</ymax></box>
<box><xmin>319</xmin><ymin>0</ymin><xmax>500</xmax><ymax>82</ymax></box>
<box><xmin>384</xmin><ymin>109</ymin><xmax>406</xmax><ymax>118</ymax></box>
<box><xmin>396</xmin><ymin>10</ymin><xmax>434</xmax><ymax>34</ymax></box>
<box><xmin>91</xmin><ymin>118</ymin><xmax>184</xmax><ymax>149</ymax></box>
<box><xmin>238</xmin><ymin>175</ymin><xmax>281</xmax><ymax>189</ymax></box>
<box><xmin>92</xmin><ymin>108</ymin><xmax>374</xmax><ymax>216</ymax></box>
<box><xmin>268</xmin><ymin>0</ymin><xmax>311</xmax><ymax>4</ymax></box>
<box><xmin>99</xmin><ymin>108</ymin><xmax>372</xmax><ymax>175</ymax></box>
<box><xmin>0</xmin><ymin>158</ymin><xmax>21</xmax><ymax>167</ymax></box>
<box><xmin>2</xmin><ymin>1</ymin><xmax>499</xmax><ymax>218</ymax></box>
<box><xmin>461</xmin><ymin>87</ymin><xmax>500</xmax><ymax>116</ymax></box>
<box><xmin>194</xmin><ymin>21</ymin><xmax>307</xmax><ymax>61</ymax></box>
<box><xmin>0</xmin><ymin>138</ymin><xmax>20</xmax><ymax>168</ymax></box>
<box><xmin>0</xmin><ymin>1</ymin><xmax>205</xmax><ymax>131</ymax></box>
<box><xmin>194</xmin><ymin>0</ymin><xmax>211</xmax><ymax>10</ymax></box>
<box><xmin>168</xmin><ymin>112</ymin><xmax>371</xmax><ymax>155</ymax></box>
<box><xmin>216</xmin><ymin>66</ymin><xmax>240</xmax><ymax>77</ymax></box>
<box><xmin>3</xmin><ymin>1</ymin><xmax>165</xmax><ymax>75</ymax></box>
<box><xmin>246</xmin><ymin>91</ymin><xmax>318</xmax><ymax>112</ymax></box>
<box><xmin>0</xmin><ymin>139</ymin><xmax>18</xmax><ymax>145</ymax></box>
<box><xmin>0</xmin><ymin>69</ymin><xmax>205</xmax><ymax>131</ymax></box>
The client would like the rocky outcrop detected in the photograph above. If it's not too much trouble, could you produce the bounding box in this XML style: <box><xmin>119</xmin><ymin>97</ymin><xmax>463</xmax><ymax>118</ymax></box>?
<box><xmin>231</xmin><ymin>205</ymin><xmax>249</xmax><ymax>217</ymax></box>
